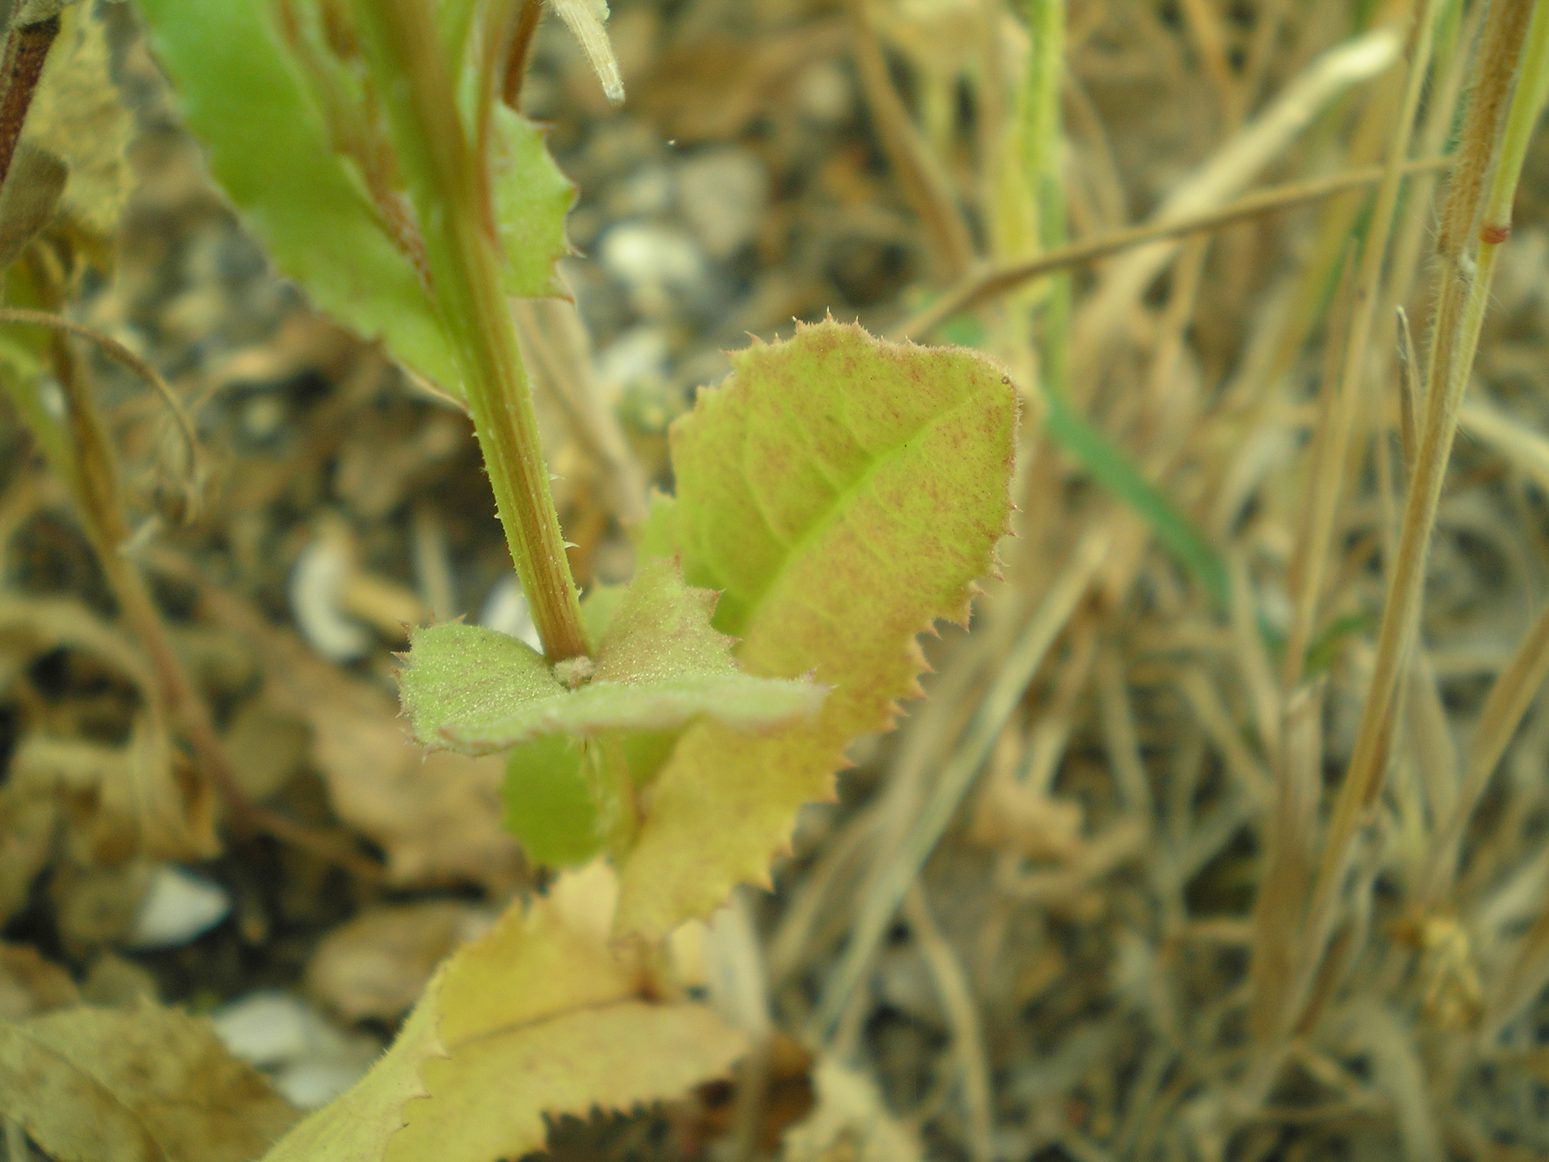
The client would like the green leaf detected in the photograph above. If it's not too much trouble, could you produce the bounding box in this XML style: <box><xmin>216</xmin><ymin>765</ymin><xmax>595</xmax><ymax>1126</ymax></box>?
<box><xmin>399</xmin><ymin>621</ymin><xmax>557</xmax><ymax>753</ymax></box>
<box><xmin>1043</xmin><ymin>394</ymin><xmax>1230</xmax><ymax>612</ymax></box>
<box><xmin>503</xmin><ymin>735</ymin><xmax>598</xmax><ymax>870</ymax></box>
<box><xmin>137</xmin><ymin>2</ymin><xmax>464</xmax><ymax>396</ymax></box>
<box><xmin>488</xmin><ymin>105</ymin><xmax>574</xmax><ymax>300</ymax></box>
<box><xmin>400</xmin><ymin>558</ymin><xmax>825</xmax><ymax>755</ymax></box>
<box><xmin>501</xmin><ymin>730</ymin><xmax>680</xmax><ymax>872</ymax></box>
<box><xmin>617</xmin><ymin>319</ymin><xmax>1017</xmax><ymax>939</ymax></box>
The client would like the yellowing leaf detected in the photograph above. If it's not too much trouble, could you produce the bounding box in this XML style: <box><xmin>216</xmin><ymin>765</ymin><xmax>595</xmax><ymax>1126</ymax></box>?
<box><xmin>0</xmin><ymin>143</ymin><xmax>66</xmax><ymax>268</ymax></box>
<box><xmin>618</xmin><ymin>320</ymin><xmax>1017</xmax><ymax>938</ymax></box>
<box><xmin>264</xmin><ymin>865</ymin><xmax>744</xmax><ymax>1162</ymax></box>
<box><xmin>20</xmin><ymin>4</ymin><xmax>132</xmax><ymax>268</ymax></box>
<box><xmin>394</xmin><ymin>1003</ymin><xmax>736</xmax><ymax>1159</ymax></box>
<box><xmin>0</xmin><ymin>1002</ymin><xmax>297</xmax><ymax>1162</ymax></box>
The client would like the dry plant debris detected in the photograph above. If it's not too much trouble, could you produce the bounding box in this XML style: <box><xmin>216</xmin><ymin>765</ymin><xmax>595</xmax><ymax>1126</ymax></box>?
<box><xmin>3</xmin><ymin>1</ymin><xmax>1549</xmax><ymax>1160</ymax></box>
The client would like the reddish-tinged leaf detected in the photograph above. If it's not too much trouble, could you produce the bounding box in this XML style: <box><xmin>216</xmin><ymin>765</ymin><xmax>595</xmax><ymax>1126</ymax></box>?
<box><xmin>618</xmin><ymin>320</ymin><xmax>1016</xmax><ymax>938</ymax></box>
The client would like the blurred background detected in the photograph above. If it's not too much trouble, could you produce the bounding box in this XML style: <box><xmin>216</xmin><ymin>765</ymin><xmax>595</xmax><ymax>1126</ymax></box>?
<box><xmin>4</xmin><ymin>1</ymin><xmax>1549</xmax><ymax>1158</ymax></box>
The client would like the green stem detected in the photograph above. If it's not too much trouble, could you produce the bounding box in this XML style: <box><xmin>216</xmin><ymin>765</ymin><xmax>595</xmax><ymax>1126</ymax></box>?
<box><xmin>353</xmin><ymin>0</ymin><xmax>589</xmax><ymax>662</ymax></box>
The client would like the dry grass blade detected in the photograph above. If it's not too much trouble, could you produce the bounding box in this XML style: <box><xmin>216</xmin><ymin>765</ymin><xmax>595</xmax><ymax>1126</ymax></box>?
<box><xmin>1418</xmin><ymin>595</ymin><xmax>1549</xmax><ymax>908</ymax></box>
<box><xmin>1311</xmin><ymin>0</ymin><xmax>1541</xmax><ymax>966</ymax></box>
<box><xmin>844</xmin><ymin>0</ymin><xmax>975</xmax><ymax>279</ymax></box>
<box><xmin>1070</xmin><ymin>27</ymin><xmax>1400</xmax><ymax>380</ymax></box>
<box><xmin>1248</xmin><ymin>681</ymin><xmax>1322</xmax><ymax>1048</ymax></box>
<box><xmin>900</xmin><ymin>156</ymin><xmax>1451</xmax><ymax>341</ymax></box>
<box><xmin>1278</xmin><ymin>0</ymin><xmax>1441</xmax><ymax>688</ymax></box>
<box><xmin>903</xmin><ymin>884</ymin><xmax>993</xmax><ymax>1162</ymax></box>
<box><xmin>811</xmin><ymin>526</ymin><xmax>1110</xmax><ymax>1041</ymax></box>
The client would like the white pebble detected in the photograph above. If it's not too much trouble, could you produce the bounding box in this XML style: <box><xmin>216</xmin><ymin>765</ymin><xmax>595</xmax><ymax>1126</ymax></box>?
<box><xmin>211</xmin><ymin>991</ymin><xmax>314</xmax><ymax>1067</ymax></box>
<box><xmin>596</xmin><ymin>326</ymin><xmax>669</xmax><ymax>390</ymax></box>
<box><xmin>597</xmin><ymin>221</ymin><xmax>706</xmax><ymax>315</ymax></box>
<box><xmin>212</xmin><ymin>991</ymin><xmax>378</xmax><ymax>1110</ymax></box>
<box><xmin>290</xmin><ymin>537</ymin><xmax>371</xmax><ymax>663</ymax></box>
<box><xmin>794</xmin><ymin>59</ymin><xmax>852</xmax><ymax>125</ymax></box>
<box><xmin>677</xmin><ymin>149</ymin><xmax>767</xmax><ymax>259</ymax></box>
<box><xmin>125</xmin><ymin>865</ymin><xmax>230</xmax><ymax>950</ymax></box>
<box><xmin>274</xmin><ymin>1058</ymin><xmax>373</xmax><ymax>1111</ymax></box>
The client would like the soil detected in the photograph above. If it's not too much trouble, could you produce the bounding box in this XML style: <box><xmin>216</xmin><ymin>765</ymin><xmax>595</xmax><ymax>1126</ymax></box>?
<box><xmin>5</xmin><ymin>2</ymin><xmax>1549</xmax><ymax>1160</ymax></box>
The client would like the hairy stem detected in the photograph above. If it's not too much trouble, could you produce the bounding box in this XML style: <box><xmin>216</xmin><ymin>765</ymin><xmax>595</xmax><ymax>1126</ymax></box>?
<box><xmin>1308</xmin><ymin>0</ymin><xmax>1540</xmax><ymax>1003</ymax></box>
<box><xmin>354</xmin><ymin>0</ymin><xmax>589</xmax><ymax>662</ymax></box>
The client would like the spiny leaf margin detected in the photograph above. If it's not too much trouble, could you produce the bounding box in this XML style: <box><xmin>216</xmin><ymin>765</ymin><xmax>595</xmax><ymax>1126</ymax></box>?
<box><xmin>617</xmin><ymin>318</ymin><xmax>1017</xmax><ymax>939</ymax></box>
<box><xmin>261</xmin><ymin>865</ymin><xmax>744</xmax><ymax>1162</ymax></box>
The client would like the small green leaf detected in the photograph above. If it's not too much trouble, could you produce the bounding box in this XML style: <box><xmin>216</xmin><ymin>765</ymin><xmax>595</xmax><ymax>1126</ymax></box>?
<box><xmin>399</xmin><ymin>622</ymin><xmax>560</xmax><ymax>753</ymax></box>
<box><xmin>400</xmin><ymin>559</ymin><xmax>825</xmax><ymax>755</ymax></box>
<box><xmin>617</xmin><ymin>320</ymin><xmax>1017</xmax><ymax>939</ymax></box>
<box><xmin>503</xmin><ymin>735</ymin><xmax>599</xmax><ymax>868</ymax></box>
<box><xmin>488</xmin><ymin>105</ymin><xmax>574</xmax><ymax>300</ymax></box>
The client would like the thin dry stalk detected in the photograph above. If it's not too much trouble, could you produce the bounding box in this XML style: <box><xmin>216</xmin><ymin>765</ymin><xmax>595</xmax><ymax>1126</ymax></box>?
<box><xmin>844</xmin><ymin>0</ymin><xmax>975</xmax><ymax>279</ymax></box>
<box><xmin>1069</xmin><ymin>27</ymin><xmax>1400</xmax><ymax>390</ymax></box>
<box><xmin>1394</xmin><ymin>305</ymin><xmax>1420</xmax><ymax>469</ymax></box>
<box><xmin>0</xmin><ymin>307</ymin><xmax>204</xmax><ymax>509</ymax></box>
<box><xmin>36</xmin><ymin>326</ymin><xmax>383</xmax><ymax>881</ymax></box>
<box><xmin>1094</xmin><ymin>646</ymin><xmax>1153</xmax><ymax>818</ymax></box>
<box><xmin>1483</xmin><ymin>876</ymin><xmax>1549</xmax><ymax>1040</ymax></box>
<box><xmin>1280</xmin><ymin>250</ymin><xmax>1359</xmax><ymax>687</ymax></box>
<box><xmin>1460</xmin><ymin>399</ymin><xmax>1549</xmax><ymax>493</ymax></box>
<box><xmin>1311</xmin><ymin>0</ymin><xmax>1539</xmax><ymax>967</ymax></box>
<box><xmin>811</xmin><ymin>525</ymin><xmax>1111</xmax><ymax>1040</ymax></box>
<box><xmin>901</xmin><ymin>155</ymin><xmax>1450</xmax><ymax>340</ymax></box>
<box><xmin>1417</xmin><ymin>595</ymin><xmax>1549</xmax><ymax>907</ymax></box>
<box><xmin>904</xmin><ymin>884</ymin><xmax>994</xmax><ymax>1162</ymax></box>
<box><xmin>1279</xmin><ymin>0</ymin><xmax>1442</xmax><ymax>688</ymax></box>
<box><xmin>1177</xmin><ymin>0</ymin><xmax>1241</xmax><ymax>125</ymax></box>
<box><xmin>510</xmin><ymin>299</ymin><xmax>649</xmax><ymax>527</ymax></box>
<box><xmin>1339</xmin><ymin>1004</ymin><xmax>1445</xmax><ymax>1162</ymax></box>
<box><xmin>1379</xmin><ymin>1</ymin><xmax>1480</xmax><ymax>322</ymax></box>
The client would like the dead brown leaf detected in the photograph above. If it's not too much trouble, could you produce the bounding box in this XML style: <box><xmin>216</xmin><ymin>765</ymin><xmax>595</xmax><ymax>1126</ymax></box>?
<box><xmin>0</xmin><ymin>596</ymin><xmax>218</xmax><ymax>897</ymax></box>
<box><xmin>0</xmin><ymin>1002</ymin><xmax>298</xmax><ymax>1162</ymax></box>
<box><xmin>0</xmin><ymin>943</ymin><xmax>78</xmax><ymax>1021</ymax></box>
<box><xmin>307</xmin><ymin>901</ymin><xmax>489</xmax><ymax>1024</ymax></box>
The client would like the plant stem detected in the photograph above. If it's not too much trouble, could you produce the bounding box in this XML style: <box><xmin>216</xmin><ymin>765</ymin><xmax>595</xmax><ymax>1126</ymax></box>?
<box><xmin>28</xmin><ymin>317</ymin><xmax>384</xmax><ymax>881</ymax></box>
<box><xmin>354</xmin><ymin>0</ymin><xmax>589</xmax><ymax>662</ymax></box>
<box><xmin>0</xmin><ymin>12</ymin><xmax>56</xmax><ymax>194</ymax></box>
<box><xmin>1308</xmin><ymin>0</ymin><xmax>1541</xmax><ymax>983</ymax></box>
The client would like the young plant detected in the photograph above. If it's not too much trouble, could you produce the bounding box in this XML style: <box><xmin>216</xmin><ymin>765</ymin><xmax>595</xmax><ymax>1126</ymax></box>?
<box><xmin>129</xmin><ymin>1</ymin><xmax>1015</xmax><ymax>1156</ymax></box>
